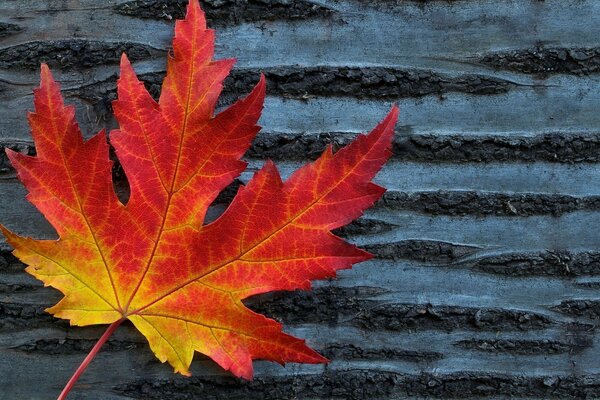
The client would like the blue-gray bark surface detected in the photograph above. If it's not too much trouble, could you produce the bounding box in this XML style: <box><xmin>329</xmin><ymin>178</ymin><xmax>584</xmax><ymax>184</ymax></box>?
<box><xmin>1</xmin><ymin>0</ymin><xmax>600</xmax><ymax>398</ymax></box>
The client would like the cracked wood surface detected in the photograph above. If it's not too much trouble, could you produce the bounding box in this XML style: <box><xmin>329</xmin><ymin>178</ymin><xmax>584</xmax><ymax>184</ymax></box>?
<box><xmin>2</xmin><ymin>0</ymin><xmax>600</xmax><ymax>399</ymax></box>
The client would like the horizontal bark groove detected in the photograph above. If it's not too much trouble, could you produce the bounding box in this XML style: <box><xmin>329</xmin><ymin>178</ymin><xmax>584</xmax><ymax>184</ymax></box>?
<box><xmin>245</xmin><ymin>286</ymin><xmax>386</xmax><ymax>326</ymax></box>
<box><xmin>0</xmin><ymin>281</ymin><xmax>40</xmax><ymax>293</ymax></box>
<box><xmin>364</xmin><ymin>240</ymin><xmax>480</xmax><ymax>263</ymax></box>
<box><xmin>0</xmin><ymin>22</ymin><xmax>21</xmax><ymax>38</ymax></box>
<box><xmin>454</xmin><ymin>338</ymin><xmax>592</xmax><ymax>355</ymax></box>
<box><xmin>236</xmin><ymin>242</ymin><xmax>600</xmax><ymax>279</ymax></box>
<box><xmin>469</xmin><ymin>251</ymin><xmax>600</xmax><ymax>277</ymax></box>
<box><xmin>393</xmin><ymin>132</ymin><xmax>600</xmax><ymax>164</ymax></box>
<box><xmin>480</xmin><ymin>46</ymin><xmax>600</xmax><ymax>75</ymax></box>
<box><xmin>114</xmin><ymin>370</ymin><xmax>600</xmax><ymax>399</ymax></box>
<box><xmin>0</xmin><ymin>251</ymin><xmax>23</xmax><ymax>273</ymax></box>
<box><xmin>0</xmin><ymin>301</ymin><xmax>66</xmax><ymax>332</ymax></box>
<box><xmin>114</xmin><ymin>0</ymin><xmax>335</xmax><ymax>24</ymax></box>
<box><xmin>64</xmin><ymin>66</ymin><xmax>513</xmax><ymax>122</ymax></box>
<box><xmin>0</xmin><ymin>40</ymin><xmax>162</xmax><ymax>70</ymax></box>
<box><xmin>246</xmin><ymin>288</ymin><xmax>590</xmax><ymax>332</ymax></box>
<box><xmin>12</xmin><ymin>337</ymin><xmax>143</xmax><ymax>355</ymax></box>
<box><xmin>225</xmin><ymin>67</ymin><xmax>512</xmax><ymax>100</ymax></box>
<box><xmin>380</xmin><ymin>191</ymin><xmax>600</xmax><ymax>217</ymax></box>
<box><xmin>4</xmin><ymin>132</ymin><xmax>600</xmax><ymax>182</ymax></box>
<box><xmin>552</xmin><ymin>300</ymin><xmax>600</xmax><ymax>319</ymax></box>
<box><xmin>318</xmin><ymin>343</ymin><xmax>443</xmax><ymax>362</ymax></box>
<box><xmin>332</xmin><ymin>217</ymin><xmax>398</xmax><ymax>237</ymax></box>
<box><xmin>12</xmin><ymin>337</ymin><xmax>444</xmax><ymax>362</ymax></box>
<box><xmin>352</xmin><ymin>303</ymin><xmax>562</xmax><ymax>332</ymax></box>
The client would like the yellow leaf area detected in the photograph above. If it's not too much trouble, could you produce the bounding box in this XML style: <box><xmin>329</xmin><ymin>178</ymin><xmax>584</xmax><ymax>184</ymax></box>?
<box><xmin>0</xmin><ymin>0</ymin><xmax>398</xmax><ymax>379</ymax></box>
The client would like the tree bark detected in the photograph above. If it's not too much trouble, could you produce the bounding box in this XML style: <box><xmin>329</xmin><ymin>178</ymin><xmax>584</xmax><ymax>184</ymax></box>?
<box><xmin>1</xmin><ymin>1</ymin><xmax>600</xmax><ymax>398</ymax></box>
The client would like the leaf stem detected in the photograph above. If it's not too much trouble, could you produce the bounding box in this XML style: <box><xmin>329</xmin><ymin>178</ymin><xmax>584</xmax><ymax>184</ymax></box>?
<box><xmin>57</xmin><ymin>318</ymin><xmax>124</xmax><ymax>400</ymax></box>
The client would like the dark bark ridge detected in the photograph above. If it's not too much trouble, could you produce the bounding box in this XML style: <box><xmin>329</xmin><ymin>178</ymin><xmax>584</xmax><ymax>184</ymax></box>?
<box><xmin>64</xmin><ymin>66</ymin><xmax>512</xmax><ymax>123</ymax></box>
<box><xmin>114</xmin><ymin>0</ymin><xmax>334</xmax><ymax>24</ymax></box>
<box><xmin>364</xmin><ymin>240</ymin><xmax>480</xmax><ymax>263</ymax></box>
<box><xmin>115</xmin><ymin>370</ymin><xmax>600</xmax><ymax>399</ymax></box>
<box><xmin>393</xmin><ymin>132</ymin><xmax>600</xmax><ymax>163</ymax></box>
<box><xmin>470</xmin><ymin>251</ymin><xmax>600</xmax><ymax>277</ymax></box>
<box><xmin>480</xmin><ymin>46</ymin><xmax>600</xmax><ymax>76</ymax></box>
<box><xmin>455</xmin><ymin>338</ymin><xmax>592</xmax><ymax>355</ymax></box>
<box><xmin>246</xmin><ymin>287</ymin><xmax>590</xmax><ymax>332</ymax></box>
<box><xmin>380</xmin><ymin>190</ymin><xmax>600</xmax><ymax>217</ymax></box>
<box><xmin>0</xmin><ymin>40</ymin><xmax>161</xmax><ymax>70</ymax></box>
<box><xmin>4</xmin><ymin>132</ymin><xmax>600</xmax><ymax>182</ymax></box>
<box><xmin>0</xmin><ymin>22</ymin><xmax>22</xmax><ymax>38</ymax></box>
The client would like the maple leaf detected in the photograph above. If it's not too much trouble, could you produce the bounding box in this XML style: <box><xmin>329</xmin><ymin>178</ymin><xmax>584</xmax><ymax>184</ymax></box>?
<box><xmin>0</xmin><ymin>0</ymin><xmax>398</xmax><ymax>393</ymax></box>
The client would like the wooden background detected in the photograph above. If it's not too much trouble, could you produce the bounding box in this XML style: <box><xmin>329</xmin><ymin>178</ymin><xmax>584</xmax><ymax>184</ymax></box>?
<box><xmin>2</xmin><ymin>0</ymin><xmax>600</xmax><ymax>398</ymax></box>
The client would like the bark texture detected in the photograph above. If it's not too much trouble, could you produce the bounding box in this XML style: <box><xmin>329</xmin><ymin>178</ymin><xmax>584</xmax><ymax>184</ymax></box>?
<box><xmin>1</xmin><ymin>0</ymin><xmax>600</xmax><ymax>399</ymax></box>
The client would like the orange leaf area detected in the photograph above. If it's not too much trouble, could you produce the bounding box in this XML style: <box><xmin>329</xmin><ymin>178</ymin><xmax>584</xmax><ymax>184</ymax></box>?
<box><xmin>0</xmin><ymin>0</ymin><xmax>398</xmax><ymax>379</ymax></box>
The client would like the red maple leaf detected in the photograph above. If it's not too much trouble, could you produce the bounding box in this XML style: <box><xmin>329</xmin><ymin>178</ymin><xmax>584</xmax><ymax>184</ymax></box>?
<box><xmin>0</xmin><ymin>0</ymin><xmax>398</xmax><ymax>397</ymax></box>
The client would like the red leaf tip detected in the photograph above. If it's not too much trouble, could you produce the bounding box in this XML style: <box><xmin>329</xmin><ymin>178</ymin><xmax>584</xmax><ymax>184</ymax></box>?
<box><xmin>39</xmin><ymin>63</ymin><xmax>55</xmax><ymax>87</ymax></box>
<box><xmin>185</xmin><ymin>0</ymin><xmax>204</xmax><ymax>23</ymax></box>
